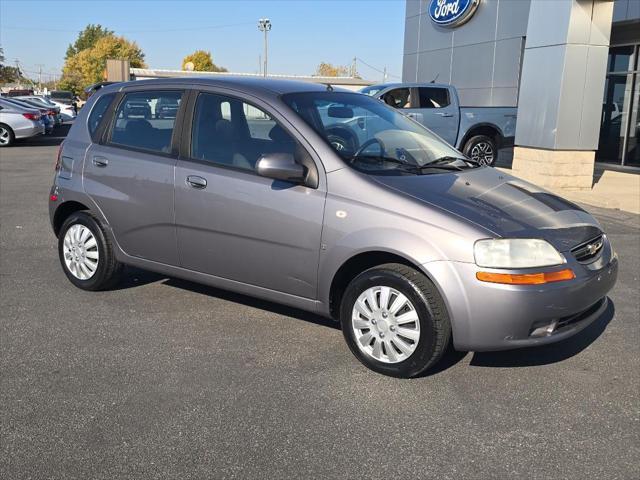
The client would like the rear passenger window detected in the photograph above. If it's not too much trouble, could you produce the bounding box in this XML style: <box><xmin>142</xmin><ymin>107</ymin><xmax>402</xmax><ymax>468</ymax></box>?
<box><xmin>418</xmin><ymin>87</ymin><xmax>450</xmax><ymax>109</ymax></box>
<box><xmin>109</xmin><ymin>91</ymin><xmax>183</xmax><ymax>154</ymax></box>
<box><xmin>88</xmin><ymin>93</ymin><xmax>114</xmax><ymax>139</ymax></box>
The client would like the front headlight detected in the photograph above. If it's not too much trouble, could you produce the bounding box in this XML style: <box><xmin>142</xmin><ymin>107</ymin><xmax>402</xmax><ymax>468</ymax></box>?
<box><xmin>474</xmin><ymin>239</ymin><xmax>565</xmax><ymax>269</ymax></box>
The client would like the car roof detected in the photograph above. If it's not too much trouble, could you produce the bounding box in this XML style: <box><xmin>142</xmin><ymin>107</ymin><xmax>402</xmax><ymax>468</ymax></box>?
<box><xmin>0</xmin><ymin>97</ymin><xmax>40</xmax><ymax>111</ymax></box>
<box><xmin>364</xmin><ymin>82</ymin><xmax>452</xmax><ymax>90</ymax></box>
<box><xmin>98</xmin><ymin>76</ymin><xmax>352</xmax><ymax>97</ymax></box>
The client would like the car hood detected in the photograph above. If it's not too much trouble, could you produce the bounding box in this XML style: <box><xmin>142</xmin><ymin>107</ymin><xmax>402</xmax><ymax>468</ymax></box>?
<box><xmin>371</xmin><ymin>167</ymin><xmax>602</xmax><ymax>252</ymax></box>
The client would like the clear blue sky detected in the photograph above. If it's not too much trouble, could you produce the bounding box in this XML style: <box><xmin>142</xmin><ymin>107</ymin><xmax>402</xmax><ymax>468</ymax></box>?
<box><xmin>0</xmin><ymin>0</ymin><xmax>406</xmax><ymax>82</ymax></box>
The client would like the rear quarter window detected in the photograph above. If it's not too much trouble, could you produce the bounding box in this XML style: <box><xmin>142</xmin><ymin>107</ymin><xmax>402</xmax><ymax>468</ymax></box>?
<box><xmin>88</xmin><ymin>93</ymin><xmax>115</xmax><ymax>140</ymax></box>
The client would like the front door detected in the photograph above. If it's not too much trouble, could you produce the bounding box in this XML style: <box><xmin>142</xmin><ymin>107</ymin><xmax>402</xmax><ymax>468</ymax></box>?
<box><xmin>174</xmin><ymin>91</ymin><xmax>326</xmax><ymax>299</ymax></box>
<box><xmin>380</xmin><ymin>87</ymin><xmax>459</xmax><ymax>146</ymax></box>
<box><xmin>83</xmin><ymin>89</ymin><xmax>184</xmax><ymax>265</ymax></box>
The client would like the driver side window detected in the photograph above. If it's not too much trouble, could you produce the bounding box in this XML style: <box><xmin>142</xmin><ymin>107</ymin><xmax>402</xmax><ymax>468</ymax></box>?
<box><xmin>191</xmin><ymin>92</ymin><xmax>300</xmax><ymax>172</ymax></box>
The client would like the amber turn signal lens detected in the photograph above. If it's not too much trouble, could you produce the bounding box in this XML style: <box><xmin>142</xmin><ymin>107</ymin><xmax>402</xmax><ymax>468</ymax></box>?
<box><xmin>476</xmin><ymin>269</ymin><xmax>575</xmax><ymax>285</ymax></box>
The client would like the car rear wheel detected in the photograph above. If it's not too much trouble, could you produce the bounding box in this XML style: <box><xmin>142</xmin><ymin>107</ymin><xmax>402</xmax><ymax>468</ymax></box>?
<box><xmin>340</xmin><ymin>263</ymin><xmax>451</xmax><ymax>378</ymax></box>
<box><xmin>0</xmin><ymin>123</ymin><xmax>15</xmax><ymax>147</ymax></box>
<box><xmin>463</xmin><ymin>134</ymin><xmax>497</xmax><ymax>166</ymax></box>
<box><xmin>58</xmin><ymin>211</ymin><xmax>122</xmax><ymax>291</ymax></box>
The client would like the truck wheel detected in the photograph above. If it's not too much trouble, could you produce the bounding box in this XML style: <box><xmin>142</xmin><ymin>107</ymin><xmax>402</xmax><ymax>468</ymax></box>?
<box><xmin>464</xmin><ymin>135</ymin><xmax>497</xmax><ymax>166</ymax></box>
<box><xmin>340</xmin><ymin>263</ymin><xmax>451</xmax><ymax>378</ymax></box>
<box><xmin>0</xmin><ymin>123</ymin><xmax>15</xmax><ymax>147</ymax></box>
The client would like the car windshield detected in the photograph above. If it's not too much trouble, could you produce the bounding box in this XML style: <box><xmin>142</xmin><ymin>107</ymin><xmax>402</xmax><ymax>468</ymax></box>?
<box><xmin>359</xmin><ymin>86</ymin><xmax>385</xmax><ymax>96</ymax></box>
<box><xmin>282</xmin><ymin>91</ymin><xmax>470</xmax><ymax>174</ymax></box>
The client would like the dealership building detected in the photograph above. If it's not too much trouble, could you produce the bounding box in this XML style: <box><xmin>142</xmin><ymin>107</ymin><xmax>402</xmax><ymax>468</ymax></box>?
<box><xmin>403</xmin><ymin>0</ymin><xmax>640</xmax><ymax>189</ymax></box>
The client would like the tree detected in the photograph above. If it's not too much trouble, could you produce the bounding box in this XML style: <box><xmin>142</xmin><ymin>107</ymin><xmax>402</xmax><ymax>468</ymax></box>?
<box><xmin>0</xmin><ymin>46</ymin><xmax>23</xmax><ymax>84</ymax></box>
<box><xmin>181</xmin><ymin>50</ymin><xmax>227</xmax><ymax>72</ymax></box>
<box><xmin>315</xmin><ymin>62</ymin><xmax>350</xmax><ymax>77</ymax></box>
<box><xmin>66</xmin><ymin>24</ymin><xmax>113</xmax><ymax>59</ymax></box>
<box><xmin>60</xmin><ymin>34</ymin><xmax>146</xmax><ymax>95</ymax></box>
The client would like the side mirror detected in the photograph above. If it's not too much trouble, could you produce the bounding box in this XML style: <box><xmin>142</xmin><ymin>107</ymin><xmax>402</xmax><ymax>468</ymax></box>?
<box><xmin>255</xmin><ymin>153</ymin><xmax>305</xmax><ymax>183</ymax></box>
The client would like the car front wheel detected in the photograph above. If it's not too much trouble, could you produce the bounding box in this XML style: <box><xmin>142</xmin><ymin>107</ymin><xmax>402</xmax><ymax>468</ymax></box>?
<box><xmin>340</xmin><ymin>263</ymin><xmax>451</xmax><ymax>378</ymax></box>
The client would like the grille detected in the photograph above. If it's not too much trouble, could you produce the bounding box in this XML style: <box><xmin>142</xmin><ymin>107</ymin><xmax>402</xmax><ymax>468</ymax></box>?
<box><xmin>571</xmin><ymin>234</ymin><xmax>604</xmax><ymax>263</ymax></box>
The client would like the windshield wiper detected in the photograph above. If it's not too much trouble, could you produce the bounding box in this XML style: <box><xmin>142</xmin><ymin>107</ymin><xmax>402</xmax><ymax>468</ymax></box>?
<box><xmin>420</xmin><ymin>156</ymin><xmax>476</xmax><ymax>171</ymax></box>
<box><xmin>348</xmin><ymin>155</ymin><xmax>421</xmax><ymax>173</ymax></box>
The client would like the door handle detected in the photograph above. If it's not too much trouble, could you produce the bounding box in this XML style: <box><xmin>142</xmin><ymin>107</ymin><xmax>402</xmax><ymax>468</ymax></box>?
<box><xmin>92</xmin><ymin>156</ymin><xmax>108</xmax><ymax>167</ymax></box>
<box><xmin>435</xmin><ymin>112</ymin><xmax>453</xmax><ymax>117</ymax></box>
<box><xmin>186</xmin><ymin>175</ymin><xmax>207</xmax><ymax>189</ymax></box>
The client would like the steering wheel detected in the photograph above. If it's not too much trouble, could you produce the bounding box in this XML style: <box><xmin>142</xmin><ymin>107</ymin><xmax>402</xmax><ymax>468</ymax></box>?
<box><xmin>353</xmin><ymin>137</ymin><xmax>385</xmax><ymax>158</ymax></box>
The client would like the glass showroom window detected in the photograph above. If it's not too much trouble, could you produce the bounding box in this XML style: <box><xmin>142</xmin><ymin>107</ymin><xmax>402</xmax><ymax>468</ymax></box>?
<box><xmin>598</xmin><ymin>44</ymin><xmax>639</xmax><ymax>167</ymax></box>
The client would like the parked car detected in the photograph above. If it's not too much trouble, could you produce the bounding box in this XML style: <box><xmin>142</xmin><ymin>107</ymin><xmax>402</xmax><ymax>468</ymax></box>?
<box><xmin>49</xmin><ymin>90</ymin><xmax>75</xmax><ymax>105</ymax></box>
<box><xmin>122</xmin><ymin>99</ymin><xmax>152</xmax><ymax>119</ymax></box>
<box><xmin>49</xmin><ymin>79</ymin><xmax>617</xmax><ymax>378</ymax></box>
<box><xmin>154</xmin><ymin>96</ymin><xmax>179</xmax><ymax>119</ymax></box>
<box><xmin>360</xmin><ymin>83</ymin><xmax>517</xmax><ymax>166</ymax></box>
<box><xmin>15</xmin><ymin>96</ymin><xmax>62</xmax><ymax>125</ymax></box>
<box><xmin>0</xmin><ymin>97</ymin><xmax>44</xmax><ymax>146</ymax></box>
<box><xmin>46</xmin><ymin>97</ymin><xmax>76</xmax><ymax>122</ymax></box>
<box><xmin>49</xmin><ymin>90</ymin><xmax>78</xmax><ymax>118</ymax></box>
<box><xmin>2</xmin><ymin>97</ymin><xmax>54</xmax><ymax>135</ymax></box>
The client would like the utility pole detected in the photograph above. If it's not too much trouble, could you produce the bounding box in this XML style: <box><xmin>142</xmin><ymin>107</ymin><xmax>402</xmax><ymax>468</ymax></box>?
<box><xmin>13</xmin><ymin>59</ymin><xmax>22</xmax><ymax>86</ymax></box>
<box><xmin>383</xmin><ymin>66</ymin><xmax>387</xmax><ymax>82</ymax></box>
<box><xmin>258</xmin><ymin>55</ymin><xmax>262</xmax><ymax>75</ymax></box>
<box><xmin>35</xmin><ymin>63</ymin><xmax>44</xmax><ymax>89</ymax></box>
<box><xmin>351</xmin><ymin>57</ymin><xmax>357</xmax><ymax>78</ymax></box>
<box><xmin>257</xmin><ymin>18</ymin><xmax>272</xmax><ymax>77</ymax></box>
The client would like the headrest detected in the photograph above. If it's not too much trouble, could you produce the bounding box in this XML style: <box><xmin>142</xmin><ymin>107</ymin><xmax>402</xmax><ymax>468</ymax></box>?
<box><xmin>268</xmin><ymin>124</ymin><xmax>292</xmax><ymax>143</ymax></box>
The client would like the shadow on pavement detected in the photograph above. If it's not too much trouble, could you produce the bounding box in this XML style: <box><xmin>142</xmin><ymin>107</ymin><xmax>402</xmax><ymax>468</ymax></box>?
<box><xmin>469</xmin><ymin>299</ymin><xmax>615</xmax><ymax>368</ymax></box>
<box><xmin>161</xmin><ymin>276</ymin><xmax>341</xmax><ymax>330</ymax></box>
<box><xmin>110</xmin><ymin>267</ymin><xmax>615</xmax><ymax>370</ymax></box>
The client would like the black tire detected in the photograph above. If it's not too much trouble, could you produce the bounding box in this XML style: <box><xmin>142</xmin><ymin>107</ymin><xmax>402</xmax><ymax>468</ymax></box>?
<box><xmin>0</xmin><ymin>123</ymin><xmax>15</xmax><ymax>147</ymax></box>
<box><xmin>58</xmin><ymin>211</ymin><xmax>122</xmax><ymax>291</ymax></box>
<box><xmin>463</xmin><ymin>134</ymin><xmax>497</xmax><ymax>167</ymax></box>
<box><xmin>340</xmin><ymin>263</ymin><xmax>451</xmax><ymax>378</ymax></box>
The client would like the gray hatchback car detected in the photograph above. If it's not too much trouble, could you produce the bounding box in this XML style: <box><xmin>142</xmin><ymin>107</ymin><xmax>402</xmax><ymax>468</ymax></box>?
<box><xmin>49</xmin><ymin>78</ymin><xmax>618</xmax><ymax>377</ymax></box>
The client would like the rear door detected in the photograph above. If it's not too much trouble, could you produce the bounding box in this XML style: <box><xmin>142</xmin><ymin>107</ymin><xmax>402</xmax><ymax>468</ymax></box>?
<box><xmin>83</xmin><ymin>89</ymin><xmax>185</xmax><ymax>265</ymax></box>
<box><xmin>174</xmin><ymin>89</ymin><xmax>326</xmax><ymax>299</ymax></box>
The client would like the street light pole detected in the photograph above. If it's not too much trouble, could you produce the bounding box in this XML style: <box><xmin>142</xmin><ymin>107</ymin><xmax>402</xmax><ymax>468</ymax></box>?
<box><xmin>258</xmin><ymin>18</ymin><xmax>272</xmax><ymax>77</ymax></box>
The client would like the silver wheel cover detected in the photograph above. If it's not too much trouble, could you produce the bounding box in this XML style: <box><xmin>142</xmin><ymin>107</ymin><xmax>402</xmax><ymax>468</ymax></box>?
<box><xmin>63</xmin><ymin>224</ymin><xmax>99</xmax><ymax>280</ymax></box>
<box><xmin>351</xmin><ymin>286</ymin><xmax>421</xmax><ymax>363</ymax></box>
<box><xmin>0</xmin><ymin>127</ymin><xmax>9</xmax><ymax>145</ymax></box>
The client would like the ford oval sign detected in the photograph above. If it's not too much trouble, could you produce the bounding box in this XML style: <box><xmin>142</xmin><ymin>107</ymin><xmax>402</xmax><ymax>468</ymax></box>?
<box><xmin>428</xmin><ymin>0</ymin><xmax>480</xmax><ymax>27</ymax></box>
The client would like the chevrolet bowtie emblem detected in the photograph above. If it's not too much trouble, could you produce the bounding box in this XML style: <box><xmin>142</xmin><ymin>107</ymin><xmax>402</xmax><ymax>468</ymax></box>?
<box><xmin>586</xmin><ymin>239</ymin><xmax>603</xmax><ymax>255</ymax></box>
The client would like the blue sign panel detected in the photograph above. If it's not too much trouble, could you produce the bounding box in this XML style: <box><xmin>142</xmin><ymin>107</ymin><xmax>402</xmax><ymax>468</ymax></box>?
<box><xmin>428</xmin><ymin>0</ymin><xmax>480</xmax><ymax>27</ymax></box>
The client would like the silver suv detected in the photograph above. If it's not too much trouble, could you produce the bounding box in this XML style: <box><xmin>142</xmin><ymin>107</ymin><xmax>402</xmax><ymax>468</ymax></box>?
<box><xmin>49</xmin><ymin>78</ymin><xmax>618</xmax><ymax>377</ymax></box>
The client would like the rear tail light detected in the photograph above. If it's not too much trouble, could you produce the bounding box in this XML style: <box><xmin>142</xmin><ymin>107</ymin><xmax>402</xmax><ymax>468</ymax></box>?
<box><xmin>48</xmin><ymin>109</ymin><xmax>56</xmax><ymax>116</ymax></box>
<box><xmin>55</xmin><ymin>142</ymin><xmax>64</xmax><ymax>171</ymax></box>
<box><xmin>22</xmin><ymin>112</ymin><xmax>41</xmax><ymax>121</ymax></box>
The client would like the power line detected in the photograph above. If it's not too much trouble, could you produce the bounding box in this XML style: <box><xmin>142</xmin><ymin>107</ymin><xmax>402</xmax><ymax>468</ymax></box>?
<box><xmin>355</xmin><ymin>57</ymin><xmax>401</xmax><ymax>79</ymax></box>
<box><xmin>0</xmin><ymin>21</ymin><xmax>255</xmax><ymax>34</ymax></box>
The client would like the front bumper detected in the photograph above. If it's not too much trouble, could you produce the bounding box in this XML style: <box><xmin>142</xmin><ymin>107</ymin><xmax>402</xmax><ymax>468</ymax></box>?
<box><xmin>424</xmin><ymin>238</ymin><xmax>618</xmax><ymax>351</ymax></box>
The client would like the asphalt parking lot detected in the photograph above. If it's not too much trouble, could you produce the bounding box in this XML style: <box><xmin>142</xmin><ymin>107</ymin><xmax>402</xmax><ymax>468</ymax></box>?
<box><xmin>1</xmin><ymin>132</ymin><xmax>639</xmax><ymax>480</ymax></box>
